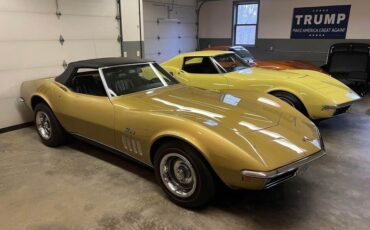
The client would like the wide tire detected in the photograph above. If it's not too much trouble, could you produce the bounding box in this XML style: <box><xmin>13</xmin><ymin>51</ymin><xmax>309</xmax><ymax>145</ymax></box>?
<box><xmin>271</xmin><ymin>91</ymin><xmax>308</xmax><ymax>116</ymax></box>
<box><xmin>154</xmin><ymin>140</ymin><xmax>217</xmax><ymax>208</ymax></box>
<box><xmin>34</xmin><ymin>103</ymin><xmax>66</xmax><ymax>147</ymax></box>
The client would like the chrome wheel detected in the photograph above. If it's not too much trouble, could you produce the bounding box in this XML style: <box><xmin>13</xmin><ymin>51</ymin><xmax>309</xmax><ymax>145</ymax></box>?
<box><xmin>36</xmin><ymin>111</ymin><xmax>52</xmax><ymax>140</ymax></box>
<box><xmin>159</xmin><ymin>153</ymin><xmax>197</xmax><ymax>198</ymax></box>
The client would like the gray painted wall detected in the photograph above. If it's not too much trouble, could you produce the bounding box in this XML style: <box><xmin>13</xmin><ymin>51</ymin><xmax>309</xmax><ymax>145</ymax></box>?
<box><xmin>200</xmin><ymin>38</ymin><xmax>370</xmax><ymax>66</ymax></box>
<box><xmin>122</xmin><ymin>41</ymin><xmax>145</xmax><ymax>58</ymax></box>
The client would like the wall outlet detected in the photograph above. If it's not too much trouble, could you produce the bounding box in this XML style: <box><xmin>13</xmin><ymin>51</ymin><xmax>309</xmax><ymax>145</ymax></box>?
<box><xmin>137</xmin><ymin>51</ymin><xmax>140</xmax><ymax>57</ymax></box>
<box><xmin>123</xmin><ymin>51</ymin><xmax>127</xmax><ymax>58</ymax></box>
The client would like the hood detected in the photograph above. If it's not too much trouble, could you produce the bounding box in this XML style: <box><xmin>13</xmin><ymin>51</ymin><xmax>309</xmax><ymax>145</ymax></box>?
<box><xmin>112</xmin><ymin>85</ymin><xmax>287</xmax><ymax>133</ymax></box>
<box><xmin>112</xmin><ymin>85</ymin><xmax>322</xmax><ymax>170</ymax></box>
<box><xmin>240</xmin><ymin>113</ymin><xmax>322</xmax><ymax>169</ymax></box>
<box><xmin>226</xmin><ymin>67</ymin><xmax>306</xmax><ymax>81</ymax></box>
<box><xmin>253</xmin><ymin>59</ymin><xmax>322</xmax><ymax>72</ymax></box>
<box><xmin>229</xmin><ymin>67</ymin><xmax>353</xmax><ymax>92</ymax></box>
<box><xmin>282</xmin><ymin>69</ymin><xmax>352</xmax><ymax>90</ymax></box>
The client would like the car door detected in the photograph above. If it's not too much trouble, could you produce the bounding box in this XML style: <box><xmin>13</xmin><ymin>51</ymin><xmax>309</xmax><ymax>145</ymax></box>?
<box><xmin>212</xmin><ymin>53</ymin><xmax>274</xmax><ymax>92</ymax></box>
<box><xmin>55</xmin><ymin>69</ymin><xmax>115</xmax><ymax>147</ymax></box>
<box><xmin>177</xmin><ymin>57</ymin><xmax>229</xmax><ymax>90</ymax></box>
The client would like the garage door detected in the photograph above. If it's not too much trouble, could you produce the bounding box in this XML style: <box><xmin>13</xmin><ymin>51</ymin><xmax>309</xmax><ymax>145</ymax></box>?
<box><xmin>0</xmin><ymin>0</ymin><xmax>121</xmax><ymax>129</ymax></box>
<box><xmin>143</xmin><ymin>0</ymin><xmax>197</xmax><ymax>63</ymax></box>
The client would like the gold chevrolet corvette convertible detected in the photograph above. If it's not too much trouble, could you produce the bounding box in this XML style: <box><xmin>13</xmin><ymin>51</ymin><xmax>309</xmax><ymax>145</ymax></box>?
<box><xmin>162</xmin><ymin>51</ymin><xmax>361</xmax><ymax>120</ymax></box>
<box><xmin>21</xmin><ymin>58</ymin><xmax>325</xmax><ymax>208</ymax></box>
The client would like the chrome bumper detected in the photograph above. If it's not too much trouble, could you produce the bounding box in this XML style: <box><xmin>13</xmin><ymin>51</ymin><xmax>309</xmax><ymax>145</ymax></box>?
<box><xmin>241</xmin><ymin>150</ymin><xmax>326</xmax><ymax>189</ymax></box>
<box><xmin>322</xmin><ymin>96</ymin><xmax>361</xmax><ymax>112</ymax></box>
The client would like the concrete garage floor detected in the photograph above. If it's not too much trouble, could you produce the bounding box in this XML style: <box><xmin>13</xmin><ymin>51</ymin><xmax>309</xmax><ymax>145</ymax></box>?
<box><xmin>1</xmin><ymin>97</ymin><xmax>370</xmax><ymax>230</ymax></box>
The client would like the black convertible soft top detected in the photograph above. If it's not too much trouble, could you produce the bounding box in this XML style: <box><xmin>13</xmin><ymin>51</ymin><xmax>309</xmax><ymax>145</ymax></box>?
<box><xmin>55</xmin><ymin>57</ymin><xmax>153</xmax><ymax>85</ymax></box>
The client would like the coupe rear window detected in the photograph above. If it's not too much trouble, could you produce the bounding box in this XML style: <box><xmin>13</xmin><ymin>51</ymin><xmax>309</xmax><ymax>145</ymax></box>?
<box><xmin>213</xmin><ymin>53</ymin><xmax>250</xmax><ymax>73</ymax></box>
<box><xmin>102</xmin><ymin>63</ymin><xmax>178</xmax><ymax>96</ymax></box>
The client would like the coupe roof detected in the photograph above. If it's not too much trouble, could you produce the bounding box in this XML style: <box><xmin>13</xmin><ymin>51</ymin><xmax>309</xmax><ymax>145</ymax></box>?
<box><xmin>179</xmin><ymin>50</ymin><xmax>234</xmax><ymax>57</ymax></box>
<box><xmin>56</xmin><ymin>57</ymin><xmax>153</xmax><ymax>85</ymax></box>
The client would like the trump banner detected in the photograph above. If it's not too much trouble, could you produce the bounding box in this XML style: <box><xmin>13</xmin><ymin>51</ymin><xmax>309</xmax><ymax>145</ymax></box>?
<box><xmin>291</xmin><ymin>5</ymin><xmax>351</xmax><ymax>39</ymax></box>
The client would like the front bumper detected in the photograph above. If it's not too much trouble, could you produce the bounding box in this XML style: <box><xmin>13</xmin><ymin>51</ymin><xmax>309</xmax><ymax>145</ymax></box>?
<box><xmin>241</xmin><ymin>150</ymin><xmax>326</xmax><ymax>189</ymax></box>
<box><xmin>322</xmin><ymin>100</ymin><xmax>359</xmax><ymax>116</ymax></box>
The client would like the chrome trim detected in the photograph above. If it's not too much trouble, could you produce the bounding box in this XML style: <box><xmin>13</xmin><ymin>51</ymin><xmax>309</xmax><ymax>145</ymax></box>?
<box><xmin>70</xmin><ymin>133</ymin><xmax>152</xmax><ymax>168</ymax></box>
<box><xmin>100</xmin><ymin>62</ymin><xmax>155</xmax><ymax>70</ymax></box>
<box><xmin>98</xmin><ymin>68</ymin><xmax>114</xmax><ymax>100</ymax></box>
<box><xmin>149</xmin><ymin>62</ymin><xmax>168</xmax><ymax>86</ymax></box>
<box><xmin>321</xmin><ymin>98</ymin><xmax>361</xmax><ymax>111</ymax></box>
<box><xmin>241</xmin><ymin>150</ymin><xmax>326</xmax><ymax>179</ymax></box>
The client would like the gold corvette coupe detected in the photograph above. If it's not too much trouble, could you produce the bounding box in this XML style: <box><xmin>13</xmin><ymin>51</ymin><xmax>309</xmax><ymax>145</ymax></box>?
<box><xmin>162</xmin><ymin>51</ymin><xmax>361</xmax><ymax>120</ymax></box>
<box><xmin>21</xmin><ymin>58</ymin><xmax>325</xmax><ymax>208</ymax></box>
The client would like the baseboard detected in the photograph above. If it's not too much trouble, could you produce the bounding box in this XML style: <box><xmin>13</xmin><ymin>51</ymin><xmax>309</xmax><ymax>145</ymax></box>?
<box><xmin>0</xmin><ymin>122</ymin><xmax>34</xmax><ymax>134</ymax></box>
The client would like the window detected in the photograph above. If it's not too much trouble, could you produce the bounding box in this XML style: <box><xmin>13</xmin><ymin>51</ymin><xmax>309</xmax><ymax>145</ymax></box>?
<box><xmin>233</xmin><ymin>2</ymin><xmax>259</xmax><ymax>46</ymax></box>
<box><xmin>102</xmin><ymin>63</ymin><xmax>178</xmax><ymax>96</ymax></box>
<box><xmin>213</xmin><ymin>54</ymin><xmax>249</xmax><ymax>73</ymax></box>
<box><xmin>182</xmin><ymin>57</ymin><xmax>219</xmax><ymax>74</ymax></box>
<box><xmin>68</xmin><ymin>68</ymin><xmax>107</xmax><ymax>96</ymax></box>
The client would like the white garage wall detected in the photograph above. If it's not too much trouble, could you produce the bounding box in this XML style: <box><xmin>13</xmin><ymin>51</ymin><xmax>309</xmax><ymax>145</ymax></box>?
<box><xmin>143</xmin><ymin>0</ymin><xmax>197</xmax><ymax>63</ymax></box>
<box><xmin>0</xmin><ymin>0</ymin><xmax>122</xmax><ymax>129</ymax></box>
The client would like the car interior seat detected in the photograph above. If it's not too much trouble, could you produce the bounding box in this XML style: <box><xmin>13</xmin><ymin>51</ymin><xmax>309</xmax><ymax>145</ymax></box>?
<box><xmin>72</xmin><ymin>75</ymin><xmax>106</xmax><ymax>96</ymax></box>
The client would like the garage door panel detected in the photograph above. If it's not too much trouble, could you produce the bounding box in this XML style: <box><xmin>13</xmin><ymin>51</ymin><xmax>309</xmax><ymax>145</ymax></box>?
<box><xmin>58</xmin><ymin>0</ymin><xmax>116</xmax><ymax>17</ymax></box>
<box><xmin>170</xmin><ymin>7</ymin><xmax>197</xmax><ymax>23</ymax></box>
<box><xmin>158</xmin><ymin>23</ymin><xmax>179</xmax><ymax>38</ymax></box>
<box><xmin>180</xmin><ymin>38</ymin><xmax>197</xmax><ymax>52</ymax></box>
<box><xmin>159</xmin><ymin>38</ymin><xmax>179</xmax><ymax>53</ymax></box>
<box><xmin>94</xmin><ymin>40</ymin><xmax>121</xmax><ymax>58</ymax></box>
<box><xmin>0</xmin><ymin>0</ymin><xmax>56</xmax><ymax>13</ymax></box>
<box><xmin>0</xmin><ymin>66</ymin><xmax>63</xmax><ymax>98</ymax></box>
<box><xmin>144</xmin><ymin>1</ymin><xmax>197</xmax><ymax>63</ymax></box>
<box><xmin>143</xmin><ymin>3</ymin><xmax>166</xmax><ymax>21</ymax></box>
<box><xmin>0</xmin><ymin>0</ymin><xmax>121</xmax><ymax>129</ymax></box>
<box><xmin>61</xmin><ymin>16</ymin><xmax>118</xmax><ymax>40</ymax></box>
<box><xmin>144</xmin><ymin>38</ymin><xmax>160</xmax><ymax>54</ymax></box>
<box><xmin>62</xmin><ymin>40</ymin><xmax>97</xmax><ymax>62</ymax></box>
<box><xmin>0</xmin><ymin>42</ymin><xmax>62</xmax><ymax>70</ymax></box>
<box><xmin>144</xmin><ymin>22</ymin><xmax>159</xmax><ymax>39</ymax></box>
<box><xmin>180</xmin><ymin>24</ymin><xmax>196</xmax><ymax>37</ymax></box>
<box><xmin>0</xmin><ymin>13</ymin><xmax>60</xmax><ymax>40</ymax></box>
<box><xmin>160</xmin><ymin>51</ymin><xmax>178</xmax><ymax>63</ymax></box>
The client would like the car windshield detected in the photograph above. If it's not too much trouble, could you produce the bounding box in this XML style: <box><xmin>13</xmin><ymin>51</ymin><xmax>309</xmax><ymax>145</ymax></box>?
<box><xmin>102</xmin><ymin>63</ymin><xmax>178</xmax><ymax>96</ymax></box>
<box><xmin>213</xmin><ymin>53</ymin><xmax>250</xmax><ymax>73</ymax></box>
<box><xmin>232</xmin><ymin>47</ymin><xmax>254</xmax><ymax>60</ymax></box>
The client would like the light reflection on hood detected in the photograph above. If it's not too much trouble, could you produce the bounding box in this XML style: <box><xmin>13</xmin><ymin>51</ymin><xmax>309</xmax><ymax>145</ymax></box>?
<box><xmin>239</xmin><ymin>121</ymin><xmax>305</xmax><ymax>154</ymax></box>
<box><xmin>273</xmin><ymin>139</ymin><xmax>305</xmax><ymax>154</ymax></box>
<box><xmin>223</xmin><ymin>94</ymin><xmax>241</xmax><ymax>106</ymax></box>
<box><xmin>152</xmin><ymin>98</ymin><xmax>225</xmax><ymax>119</ymax></box>
<box><xmin>257</xmin><ymin>97</ymin><xmax>280</xmax><ymax>107</ymax></box>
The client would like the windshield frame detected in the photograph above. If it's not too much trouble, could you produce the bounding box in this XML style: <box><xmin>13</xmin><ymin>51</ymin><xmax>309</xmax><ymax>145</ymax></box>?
<box><xmin>211</xmin><ymin>53</ymin><xmax>251</xmax><ymax>73</ymax></box>
<box><xmin>98</xmin><ymin>62</ymin><xmax>178</xmax><ymax>99</ymax></box>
